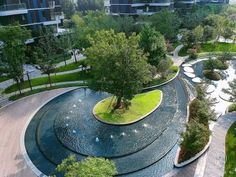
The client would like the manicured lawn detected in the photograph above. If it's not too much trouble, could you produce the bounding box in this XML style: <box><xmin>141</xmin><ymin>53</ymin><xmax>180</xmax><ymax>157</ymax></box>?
<box><xmin>9</xmin><ymin>83</ymin><xmax>85</xmax><ymax>101</ymax></box>
<box><xmin>225</xmin><ymin>122</ymin><xmax>236</xmax><ymax>177</ymax></box>
<box><xmin>53</xmin><ymin>59</ymin><xmax>86</xmax><ymax>73</ymax></box>
<box><xmin>146</xmin><ymin>66</ymin><xmax>179</xmax><ymax>87</ymax></box>
<box><xmin>4</xmin><ymin>71</ymin><xmax>91</xmax><ymax>94</ymax></box>
<box><xmin>0</xmin><ymin>76</ymin><xmax>9</xmax><ymax>82</ymax></box>
<box><xmin>179</xmin><ymin>43</ymin><xmax>236</xmax><ymax>56</ymax></box>
<box><xmin>200</xmin><ymin>43</ymin><xmax>236</xmax><ymax>53</ymax></box>
<box><xmin>94</xmin><ymin>90</ymin><xmax>162</xmax><ymax>124</ymax></box>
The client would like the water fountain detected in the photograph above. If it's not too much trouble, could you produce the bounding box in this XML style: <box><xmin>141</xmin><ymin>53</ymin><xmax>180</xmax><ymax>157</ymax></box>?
<box><xmin>25</xmin><ymin>80</ymin><xmax>188</xmax><ymax>176</ymax></box>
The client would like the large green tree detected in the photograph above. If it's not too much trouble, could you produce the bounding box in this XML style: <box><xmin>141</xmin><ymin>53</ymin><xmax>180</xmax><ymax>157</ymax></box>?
<box><xmin>35</xmin><ymin>29</ymin><xmax>58</xmax><ymax>86</ymax></box>
<box><xmin>77</xmin><ymin>0</ymin><xmax>104</xmax><ymax>12</ymax></box>
<box><xmin>150</xmin><ymin>10</ymin><xmax>181</xmax><ymax>40</ymax></box>
<box><xmin>60</xmin><ymin>0</ymin><xmax>76</xmax><ymax>19</ymax></box>
<box><xmin>0</xmin><ymin>25</ymin><xmax>30</xmax><ymax>93</ymax></box>
<box><xmin>86</xmin><ymin>30</ymin><xmax>151</xmax><ymax>109</ymax></box>
<box><xmin>57</xmin><ymin>32</ymin><xmax>71</xmax><ymax>65</ymax></box>
<box><xmin>139</xmin><ymin>25</ymin><xmax>167</xmax><ymax>67</ymax></box>
<box><xmin>56</xmin><ymin>155</ymin><xmax>117</xmax><ymax>177</ymax></box>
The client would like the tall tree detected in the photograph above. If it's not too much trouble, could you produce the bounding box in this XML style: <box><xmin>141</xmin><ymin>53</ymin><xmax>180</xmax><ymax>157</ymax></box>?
<box><xmin>0</xmin><ymin>25</ymin><xmax>30</xmax><ymax>94</ymax></box>
<box><xmin>35</xmin><ymin>29</ymin><xmax>58</xmax><ymax>86</ymax></box>
<box><xmin>60</xmin><ymin>0</ymin><xmax>76</xmax><ymax>19</ymax></box>
<box><xmin>204</xmin><ymin>14</ymin><xmax>227</xmax><ymax>40</ymax></box>
<box><xmin>139</xmin><ymin>25</ymin><xmax>167</xmax><ymax>67</ymax></box>
<box><xmin>56</xmin><ymin>155</ymin><xmax>117</xmax><ymax>177</ymax></box>
<box><xmin>86</xmin><ymin>30</ymin><xmax>151</xmax><ymax>109</ymax></box>
<box><xmin>77</xmin><ymin>0</ymin><xmax>104</xmax><ymax>12</ymax></box>
<box><xmin>57</xmin><ymin>32</ymin><xmax>71</xmax><ymax>66</ymax></box>
<box><xmin>150</xmin><ymin>10</ymin><xmax>181</xmax><ymax>40</ymax></box>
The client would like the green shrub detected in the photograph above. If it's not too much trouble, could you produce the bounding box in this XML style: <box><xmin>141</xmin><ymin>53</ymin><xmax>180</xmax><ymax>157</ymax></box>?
<box><xmin>170</xmin><ymin>65</ymin><xmax>179</xmax><ymax>73</ymax></box>
<box><xmin>203</xmin><ymin>70</ymin><xmax>221</xmax><ymax>81</ymax></box>
<box><xmin>228</xmin><ymin>103</ymin><xmax>236</xmax><ymax>112</ymax></box>
<box><xmin>56</xmin><ymin>155</ymin><xmax>117</xmax><ymax>177</ymax></box>
<box><xmin>188</xmin><ymin>48</ymin><xmax>198</xmax><ymax>60</ymax></box>
<box><xmin>214</xmin><ymin>59</ymin><xmax>229</xmax><ymax>70</ymax></box>
<box><xmin>179</xmin><ymin>122</ymin><xmax>210</xmax><ymax>162</ymax></box>
<box><xmin>189</xmin><ymin>98</ymin><xmax>213</xmax><ymax>126</ymax></box>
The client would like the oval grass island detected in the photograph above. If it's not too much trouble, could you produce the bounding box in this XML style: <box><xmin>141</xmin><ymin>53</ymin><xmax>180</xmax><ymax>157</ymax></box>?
<box><xmin>93</xmin><ymin>90</ymin><xmax>163</xmax><ymax>125</ymax></box>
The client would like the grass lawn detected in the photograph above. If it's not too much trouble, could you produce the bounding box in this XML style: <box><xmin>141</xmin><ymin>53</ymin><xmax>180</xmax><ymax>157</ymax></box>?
<box><xmin>93</xmin><ymin>90</ymin><xmax>162</xmax><ymax>124</ymax></box>
<box><xmin>9</xmin><ymin>83</ymin><xmax>85</xmax><ymax>101</ymax></box>
<box><xmin>53</xmin><ymin>59</ymin><xmax>86</xmax><ymax>73</ymax></box>
<box><xmin>200</xmin><ymin>43</ymin><xmax>236</xmax><ymax>53</ymax></box>
<box><xmin>4</xmin><ymin>71</ymin><xmax>91</xmax><ymax>94</ymax></box>
<box><xmin>0</xmin><ymin>76</ymin><xmax>9</xmax><ymax>82</ymax></box>
<box><xmin>179</xmin><ymin>43</ymin><xmax>236</xmax><ymax>56</ymax></box>
<box><xmin>225</xmin><ymin>122</ymin><xmax>236</xmax><ymax>177</ymax></box>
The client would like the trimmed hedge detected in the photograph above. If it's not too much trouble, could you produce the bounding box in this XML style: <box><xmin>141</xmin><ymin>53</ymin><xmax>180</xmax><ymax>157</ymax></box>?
<box><xmin>228</xmin><ymin>103</ymin><xmax>236</xmax><ymax>112</ymax></box>
<box><xmin>203</xmin><ymin>70</ymin><xmax>221</xmax><ymax>81</ymax></box>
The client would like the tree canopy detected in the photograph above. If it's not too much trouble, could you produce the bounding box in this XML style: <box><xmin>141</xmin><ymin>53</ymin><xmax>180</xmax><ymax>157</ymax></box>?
<box><xmin>86</xmin><ymin>30</ymin><xmax>151</xmax><ymax>109</ymax></box>
<box><xmin>56</xmin><ymin>155</ymin><xmax>117</xmax><ymax>177</ymax></box>
<box><xmin>139</xmin><ymin>25</ymin><xmax>167</xmax><ymax>67</ymax></box>
<box><xmin>0</xmin><ymin>25</ymin><xmax>30</xmax><ymax>93</ymax></box>
<box><xmin>150</xmin><ymin>10</ymin><xmax>181</xmax><ymax>40</ymax></box>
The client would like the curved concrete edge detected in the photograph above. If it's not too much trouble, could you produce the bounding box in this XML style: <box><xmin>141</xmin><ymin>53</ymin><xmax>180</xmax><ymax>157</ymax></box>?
<box><xmin>219</xmin><ymin>94</ymin><xmax>233</xmax><ymax>103</ymax></box>
<box><xmin>92</xmin><ymin>90</ymin><xmax>163</xmax><ymax>125</ymax></box>
<box><xmin>20</xmin><ymin>87</ymin><xmax>81</xmax><ymax>177</ymax></box>
<box><xmin>174</xmin><ymin>136</ymin><xmax>212</xmax><ymax>168</ymax></box>
<box><xmin>0</xmin><ymin>86</ymin><xmax>87</xmax><ymax>111</ymax></box>
<box><xmin>143</xmin><ymin>67</ymin><xmax>180</xmax><ymax>90</ymax></box>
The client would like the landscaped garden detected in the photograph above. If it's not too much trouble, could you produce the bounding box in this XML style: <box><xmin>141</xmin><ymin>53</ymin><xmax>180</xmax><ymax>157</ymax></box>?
<box><xmin>0</xmin><ymin>3</ymin><xmax>236</xmax><ymax>177</ymax></box>
<box><xmin>93</xmin><ymin>90</ymin><xmax>162</xmax><ymax>124</ymax></box>
<box><xmin>4</xmin><ymin>71</ymin><xmax>90</xmax><ymax>94</ymax></box>
<box><xmin>177</xmin><ymin>85</ymin><xmax>214</xmax><ymax>164</ymax></box>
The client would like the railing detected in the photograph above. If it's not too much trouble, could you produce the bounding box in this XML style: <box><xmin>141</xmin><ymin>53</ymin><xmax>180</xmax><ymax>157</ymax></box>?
<box><xmin>0</xmin><ymin>3</ymin><xmax>26</xmax><ymax>11</ymax></box>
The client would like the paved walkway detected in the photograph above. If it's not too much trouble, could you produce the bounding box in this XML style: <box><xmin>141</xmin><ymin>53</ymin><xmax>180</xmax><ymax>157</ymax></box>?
<box><xmin>0</xmin><ymin>54</ymin><xmax>85</xmax><ymax>90</ymax></box>
<box><xmin>0</xmin><ymin>88</ymin><xmax>76</xmax><ymax>177</ymax></box>
<box><xmin>170</xmin><ymin>44</ymin><xmax>187</xmax><ymax>66</ymax></box>
<box><xmin>203</xmin><ymin>112</ymin><xmax>236</xmax><ymax>177</ymax></box>
<box><xmin>5</xmin><ymin>81</ymin><xmax>85</xmax><ymax>98</ymax></box>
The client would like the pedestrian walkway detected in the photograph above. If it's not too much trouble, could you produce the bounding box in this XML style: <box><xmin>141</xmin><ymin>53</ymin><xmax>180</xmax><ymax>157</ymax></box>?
<box><xmin>169</xmin><ymin>44</ymin><xmax>188</xmax><ymax>66</ymax></box>
<box><xmin>0</xmin><ymin>54</ymin><xmax>85</xmax><ymax>90</ymax></box>
<box><xmin>203</xmin><ymin>112</ymin><xmax>236</xmax><ymax>177</ymax></box>
<box><xmin>0</xmin><ymin>88</ymin><xmax>75</xmax><ymax>177</ymax></box>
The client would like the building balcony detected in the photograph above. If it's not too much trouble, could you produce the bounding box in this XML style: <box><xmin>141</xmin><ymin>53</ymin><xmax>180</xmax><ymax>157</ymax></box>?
<box><xmin>0</xmin><ymin>3</ymin><xmax>28</xmax><ymax>16</ymax></box>
<box><xmin>176</xmin><ymin>0</ymin><xmax>195</xmax><ymax>4</ymax></box>
<box><xmin>131</xmin><ymin>0</ymin><xmax>172</xmax><ymax>6</ymax></box>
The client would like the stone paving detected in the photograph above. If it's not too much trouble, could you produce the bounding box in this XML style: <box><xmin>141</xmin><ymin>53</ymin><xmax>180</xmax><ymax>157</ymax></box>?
<box><xmin>203</xmin><ymin>112</ymin><xmax>236</xmax><ymax>177</ymax></box>
<box><xmin>0</xmin><ymin>88</ymin><xmax>75</xmax><ymax>177</ymax></box>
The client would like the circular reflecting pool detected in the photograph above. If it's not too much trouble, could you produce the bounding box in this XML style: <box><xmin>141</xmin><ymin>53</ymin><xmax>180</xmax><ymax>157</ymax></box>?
<box><xmin>25</xmin><ymin>78</ymin><xmax>188</xmax><ymax>176</ymax></box>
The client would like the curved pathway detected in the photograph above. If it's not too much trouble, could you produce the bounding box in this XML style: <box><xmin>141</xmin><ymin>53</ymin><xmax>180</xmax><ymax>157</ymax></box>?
<box><xmin>203</xmin><ymin>112</ymin><xmax>236</xmax><ymax>177</ymax></box>
<box><xmin>0</xmin><ymin>88</ymin><xmax>76</xmax><ymax>177</ymax></box>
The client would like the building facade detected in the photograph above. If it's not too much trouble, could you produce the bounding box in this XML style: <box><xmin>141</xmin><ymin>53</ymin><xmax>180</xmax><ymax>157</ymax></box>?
<box><xmin>105</xmin><ymin>0</ymin><xmax>229</xmax><ymax>15</ymax></box>
<box><xmin>0</xmin><ymin>0</ymin><xmax>64</xmax><ymax>30</ymax></box>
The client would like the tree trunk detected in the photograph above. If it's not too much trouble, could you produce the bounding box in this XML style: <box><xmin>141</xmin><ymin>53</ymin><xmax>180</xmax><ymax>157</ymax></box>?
<box><xmin>16</xmin><ymin>80</ymin><xmax>22</xmax><ymax>95</ymax></box>
<box><xmin>73</xmin><ymin>49</ymin><xmax>77</xmax><ymax>63</ymax></box>
<box><xmin>48</xmin><ymin>73</ymin><xmax>52</xmax><ymax>87</ymax></box>
<box><xmin>63</xmin><ymin>52</ymin><xmax>67</xmax><ymax>66</ymax></box>
<box><xmin>114</xmin><ymin>96</ymin><xmax>122</xmax><ymax>110</ymax></box>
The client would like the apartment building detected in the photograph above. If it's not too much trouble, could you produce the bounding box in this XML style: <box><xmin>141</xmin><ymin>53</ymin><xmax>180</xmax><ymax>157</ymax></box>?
<box><xmin>105</xmin><ymin>0</ymin><xmax>229</xmax><ymax>15</ymax></box>
<box><xmin>0</xmin><ymin>0</ymin><xmax>64</xmax><ymax>30</ymax></box>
